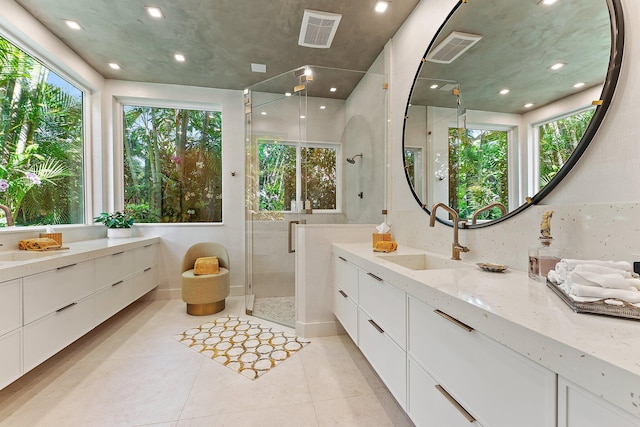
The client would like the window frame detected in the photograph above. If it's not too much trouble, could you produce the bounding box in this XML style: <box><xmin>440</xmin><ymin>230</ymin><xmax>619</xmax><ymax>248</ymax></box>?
<box><xmin>256</xmin><ymin>138</ymin><xmax>342</xmax><ymax>214</ymax></box>
<box><xmin>0</xmin><ymin>31</ymin><xmax>91</xmax><ymax>227</ymax></box>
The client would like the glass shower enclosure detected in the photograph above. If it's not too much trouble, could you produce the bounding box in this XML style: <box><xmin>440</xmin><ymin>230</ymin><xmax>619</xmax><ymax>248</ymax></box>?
<box><xmin>244</xmin><ymin>65</ymin><xmax>388</xmax><ymax>327</ymax></box>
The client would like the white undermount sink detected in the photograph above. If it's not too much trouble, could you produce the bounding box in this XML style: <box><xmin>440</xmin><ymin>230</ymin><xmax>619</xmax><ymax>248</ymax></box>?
<box><xmin>376</xmin><ymin>253</ymin><xmax>469</xmax><ymax>270</ymax></box>
<box><xmin>0</xmin><ymin>250</ymin><xmax>58</xmax><ymax>262</ymax></box>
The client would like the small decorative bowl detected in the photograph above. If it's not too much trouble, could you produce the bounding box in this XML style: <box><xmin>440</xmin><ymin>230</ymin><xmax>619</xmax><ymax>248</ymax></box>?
<box><xmin>476</xmin><ymin>262</ymin><xmax>508</xmax><ymax>273</ymax></box>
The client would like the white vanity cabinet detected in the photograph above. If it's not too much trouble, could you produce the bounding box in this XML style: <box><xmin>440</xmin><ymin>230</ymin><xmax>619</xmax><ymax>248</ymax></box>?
<box><xmin>131</xmin><ymin>243</ymin><xmax>159</xmax><ymax>300</ymax></box>
<box><xmin>358</xmin><ymin>270</ymin><xmax>406</xmax><ymax>348</ymax></box>
<box><xmin>0</xmin><ymin>279</ymin><xmax>22</xmax><ymax>389</ymax></box>
<box><xmin>94</xmin><ymin>250</ymin><xmax>135</xmax><ymax>325</ymax></box>
<box><xmin>333</xmin><ymin>255</ymin><xmax>359</xmax><ymax>343</ymax></box>
<box><xmin>407</xmin><ymin>296</ymin><xmax>556</xmax><ymax>427</ymax></box>
<box><xmin>558</xmin><ymin>377</ymin><xmax>640</xmax><ymax>427</ymax></box>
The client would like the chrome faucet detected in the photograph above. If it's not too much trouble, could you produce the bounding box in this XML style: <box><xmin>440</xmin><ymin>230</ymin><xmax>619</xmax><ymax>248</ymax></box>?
<box><xmin>0</xmin><ymin>204</ymin><xmax>13</xmax><ymax>227</ymax></box>
<box><xmin>471</xmin><ymin>202</ymin><xmax>507</xmax><ymax>224</ymax></box>
<box><xmin>429</xmin><ymin>202</ymin><xmax>470</xmax><ymax>260</ymax></box>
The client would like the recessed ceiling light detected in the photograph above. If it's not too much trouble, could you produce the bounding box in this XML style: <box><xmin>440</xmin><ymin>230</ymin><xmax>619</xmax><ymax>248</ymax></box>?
<box><xmin>573</xmin><ymin>82</ymin><xmax>585</xmax><ymax>88</ymax></box>
<box><xmin>540</xmin><ymin>0</ymin><xmax>557</xmax><ymax>5</ymax></box>
<box><xmin>300</xmin><ymin>115</ymin><xmax>306</xmax><ymax>119</ymax></box>
<box><xmin>499</xmin><ymin>89</ymin><xmax>510</xmax><ymax>95</ymax></box>
<box><xmin>146</xmin><ymin>6</ymin><xmax>164</xmax><ymax>19</ymax></box>
<box><xmin>304</xmin><ymin>68</ymin><xmax>313</xmax><ymax>77</ymax></box>
<box><xmin>285</xmin><ymin>92</ymin><xmax>292</xmax><ymax>97</ymax></box>
<box><xmin>550</xmin><ymin>62</ymin><xmax>565</xmax><ymax>70</ymax></box>
<box><xmin>320</xmin><ymin>105</ymin><xmax>326</xmax><ymax>110</ymax></box>
<box><xmin>375</xmin><ymin>1</ymin><xmax>389</xmax><ymax>13</ymax></box>
<box><xmin>329</xmin><ymin>87</ymin><xmax>337</xmax><ymax>92</ymax></box>
<box><xmin>251</xmin><ymin>63</ymin><xmax>267</xmax><ymax>73</ymax></box>
<box><xmin>261</xmin><ymin>112</ymin><xmax>267</xmax><ymax>115</ymax></box>
<box><xmin>108</xmin><ymin>63</ymin><xmax>121</xmax><ymax>70</ymax></box>
<box><xmin>65</xmin><ymin>20</ymin><xmax>82</xmax><ymax>30</ymax></box>
<box><xmin>430</xmin><ymin>84</ymin><xmax>439</xmax><ymax>89</ymax></box>
<box><xmin>524</xmin><ymin>103</ymin><xmax>534</xmax><ymax>108</ymax></box>
<box><xmin>174</xmin><ymin>53</ymin><xmax>186</xmax><ymax>62</ymax></box>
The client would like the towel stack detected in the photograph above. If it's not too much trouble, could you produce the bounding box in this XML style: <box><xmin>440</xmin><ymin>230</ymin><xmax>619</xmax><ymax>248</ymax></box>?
<box><xmin>18</xmin><ymin>237</ymin><xmax>61</xmax><ymax>251</ymax></box>
<box><xmin>548</xmin><ymin>258</ymin><xmax>640</xmax><ymax>302</ymax></box>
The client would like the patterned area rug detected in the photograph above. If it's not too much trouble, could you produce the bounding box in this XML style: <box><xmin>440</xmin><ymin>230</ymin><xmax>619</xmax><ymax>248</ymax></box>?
<box><xmin>174</xmin><ymin>315</ymin><xmax>310</xmax><ymax>380</ymax></box>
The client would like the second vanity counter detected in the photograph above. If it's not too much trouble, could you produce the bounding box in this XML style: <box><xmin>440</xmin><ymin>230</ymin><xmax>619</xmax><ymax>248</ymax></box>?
<box><xmin>332</xmin><ymin>242</ymin><xmax>640</xmax><ymax>421</ymax></box>
<box><xmin>0</xmin><ymin>236</ymin><xmax>161</xmax><ymax>282</ymax></box>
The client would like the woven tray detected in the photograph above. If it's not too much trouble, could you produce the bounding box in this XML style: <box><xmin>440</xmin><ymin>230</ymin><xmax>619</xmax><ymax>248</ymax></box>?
<box><xmin>546</xmin><ymin>280</ymin><xmax>640</xmax><ymax>321</ymax></box>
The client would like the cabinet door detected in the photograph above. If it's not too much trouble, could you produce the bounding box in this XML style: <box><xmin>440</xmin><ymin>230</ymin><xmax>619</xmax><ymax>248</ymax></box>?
<box><xmin>23</xmin><ymin>294</ymin><xmax>94</xmax><ymax>373</ymax></box>
<box><xmin>333</xmin><ymin>284</ymin><xmax>358</xmax><ymax>344</ymax></box>
<box><xmin>408</xmin><ymin>357</ymin><xmax>484</xmax><ymax>427</ymax></box>
<box><xmin>358</xmin><ymin>270</ymin><xmax>406</xmax><ymax>348</ymax></box>
<box><xmin>133</xmin><ymin>243</ymin><xmax>158</xmax><ymax>274</ymax></box>
<box><xmin>23</xmin><ymin>260</ymin><xmax>94</xmax><ymax>324</ymax></box>
<box><xmin>408</xmin><ymin>296</ymin><xmax>556</xmax><ymax>427</ymax></box>
<box><xmin>334</xmin><ymin>255</ymin><xmax>358</xmax><ymax>302</ymax></box>
<box><xmin>94</xmin><ymin>277</ymin><xmax>134</xmax><ymax>326</ymax></box>
<box><xmin>0</xmin><ymin>329</ymin><xmax>22</xmax><ymax>390</ymax></box>
<box><xmin>558</xmin><ymin>377</ymin><xmax>640</xmax><ymax>427</ymax></box>
<box><xmin>0</xmin><ymin>279</ymin><xmax>21</xmax><ymax>335</ymax></box>
<box><xmin>132</xmin><ymin>265</ymin><xmax>158</xmax><ymax>300</ymax></box>
<box><xmin>94</xmin><ymin>250</ymin><xmax>134</xmax><ymax>291</ymax></box>
<box><xmin>358</xmin><ymin>308</ymin><xmax>406</xmax><ymax>409</ymax></box>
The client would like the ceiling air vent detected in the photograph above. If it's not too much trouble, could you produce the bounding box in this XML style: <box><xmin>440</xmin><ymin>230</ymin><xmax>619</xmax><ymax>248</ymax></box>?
<box><xmin>298</xmin><ymin>9</ymin><xmax>342</xmax><ymax>49</ymax></box>
<box><xmin>426</xmin><ymin>31</ymin><xmax>482</xmax><ymax>64</ymax></box>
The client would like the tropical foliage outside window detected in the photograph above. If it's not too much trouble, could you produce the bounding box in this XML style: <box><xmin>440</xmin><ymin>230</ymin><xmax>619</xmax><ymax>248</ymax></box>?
<box><xmin>0</xmin><ymin>36</ymin><xmax>84</xmax><ymax>226</ymax></box>
<box><xmin>258</xmin><ymin>140</ymin><xmax>337</xmax><ymax>211</ymax></box>
<box><xmin>123</xmin><ymin>105</ymin><xmax>222</xmax><ymax>223</ymax></box>
<box><xmin>448</xmin><ymin>128</ymin><xmax>508</xmax><ymax>220</ymax></box>
<box><xmin>538</xmin><ymin>109</ymin><xmax>594</xmax><ymax>189</ymax></box>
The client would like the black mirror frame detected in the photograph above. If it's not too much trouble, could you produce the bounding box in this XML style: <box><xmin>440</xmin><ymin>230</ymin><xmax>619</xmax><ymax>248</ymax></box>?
<box><xmin>402</xmin><ymin>0</ymin><xmax>625</xmax><ymax>228</ymax></box>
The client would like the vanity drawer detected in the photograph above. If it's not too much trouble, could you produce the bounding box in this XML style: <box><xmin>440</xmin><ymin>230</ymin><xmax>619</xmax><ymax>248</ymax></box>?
<box><xmin>333</xmin><ymin>284</ymin><xmax>358</xmax><ymax>344</ymax></box>
<box><xmin>408</xmin><ymin>357</ymin><xmax>484</xmax><ymax>427</ymax></box>
<box><xmin>358</xmin><ymin>308</ymin><xmax>406</xmax><ymax>408</ymax></box>
<box><xmin>132</xmin><ymin>264</ymin><xmax>158</xmax><ymax>300</ymax></box>
<box><xmin>23</xmin><ymin>260</ymin><xmax>95</xmax><ymax>324</ymax></box>
<box><xmin>94</xmin><ymin>250</ymin><xmax>134</xmax><ymax>291</ymax></box>
<box><xmin>23</xmin><ymin>294</ymin><xmax>94</xmax><ymax>373</ymax></box>
<box><xmin>334</xmin><ymin>255</ymin><xmax>358</xmax><ymax>302</ymax></box>
<box><xmin>0</xmin><ymin>329</ymin><xmax>22</xmax><ymax>390</ymax></box>
<box><xmin>94</xmin><ymin>276</ymin><xmax>134</xmax><ymax>326</ymax></box>
<box><xmin>0</xmin><ymin>279</ymin><xmax>21</xmax><ymax>335</ymax></box>
<box><xmin>133</xmin><ymin>243</ymin><xmax>159</xmax><ymax>273</ymax></box>
<box><xmin>358</xmin><ymin>269</ymin><xmax>406</xmax><ymax>348</ymax></box>
<box><xmin>408</xmin><ymin>296</ymin><xmax>556</xmax><ymax>427</ymax></box>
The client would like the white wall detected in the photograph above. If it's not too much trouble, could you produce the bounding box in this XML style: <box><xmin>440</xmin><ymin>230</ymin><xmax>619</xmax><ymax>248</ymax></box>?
<box><xmin>388</xmin><ymin>0</ymin><xmax>640</xmax><ymax>271</ymax></box>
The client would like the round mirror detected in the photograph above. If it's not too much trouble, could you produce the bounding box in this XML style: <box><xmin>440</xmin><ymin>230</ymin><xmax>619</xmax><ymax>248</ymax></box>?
<box><xmin>403</xmin><ymin>0</ymin><xmax>624</xmax><ymax>227</ymax></box>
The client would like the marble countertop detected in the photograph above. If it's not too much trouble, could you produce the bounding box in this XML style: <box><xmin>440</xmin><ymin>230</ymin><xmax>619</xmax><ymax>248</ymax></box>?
<box><xmin>0</xmin><ymin>236</ymin><xmax>160</xmax><ymax>283</ymax></box>
<box><xmin>332</xmin><ymin>242</ymin><xmax>640</xmax><ymax>418</ymax></box>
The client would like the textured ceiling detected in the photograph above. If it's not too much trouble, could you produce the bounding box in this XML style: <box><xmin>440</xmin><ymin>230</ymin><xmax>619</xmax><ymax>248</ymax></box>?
<box><xmin>13</xmin><ymin>0</ymin><xmax>419</xmax><ymax>92</ymax></box>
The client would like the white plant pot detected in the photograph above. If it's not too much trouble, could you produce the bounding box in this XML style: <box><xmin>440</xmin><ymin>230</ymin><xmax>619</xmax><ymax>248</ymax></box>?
<box><xmin>107</xmin><ymin>228</ymin><xmax>132</xmax><ymax>239</ymax></box>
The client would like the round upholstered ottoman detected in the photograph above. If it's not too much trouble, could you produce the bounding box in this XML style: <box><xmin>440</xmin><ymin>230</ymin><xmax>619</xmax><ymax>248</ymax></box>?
<box><xmin>181</xmin><ymin>267</ymin><xmax>230</xmax><ymax>315</ymax></box>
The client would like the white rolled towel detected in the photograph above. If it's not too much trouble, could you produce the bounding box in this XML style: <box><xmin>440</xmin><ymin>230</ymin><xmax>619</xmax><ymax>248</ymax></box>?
<box><xmin>567</xmin><ymin>271</ymin><xmax>640</xmax><ymax>290</ymax></box>
<box><xmin>569</xmin><ymin>284</ymin><xmax>640</xmax><ymax>303</ymax></box>
<box><xmin>555</xmin><ymin>259</ymin><xmax>633</xmax><ymax>282</ymax></box>
<box><xmin>573</xmin><ymin>264</ymin><xmax>637</xmax><ymax>278</ymax></box>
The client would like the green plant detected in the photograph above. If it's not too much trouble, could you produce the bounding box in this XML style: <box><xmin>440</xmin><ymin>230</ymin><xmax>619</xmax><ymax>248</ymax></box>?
<box><xmin>94</xmin><ymin>210</ymin><xmax>135</xmax><ymax>229</ymax></box>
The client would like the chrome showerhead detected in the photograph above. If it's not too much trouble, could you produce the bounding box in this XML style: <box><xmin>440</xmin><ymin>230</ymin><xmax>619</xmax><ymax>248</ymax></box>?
<box><xmin>347</xmin><ymin>153</ymin><xmax>363</xmax><ymax>164</ymax></box>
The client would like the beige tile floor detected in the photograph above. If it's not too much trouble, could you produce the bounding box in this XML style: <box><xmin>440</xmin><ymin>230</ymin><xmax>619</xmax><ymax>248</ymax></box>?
<box><xmin>0</xmin><ymin>297</ymin><xmax>414</xmax><ymax>427</ymax></box>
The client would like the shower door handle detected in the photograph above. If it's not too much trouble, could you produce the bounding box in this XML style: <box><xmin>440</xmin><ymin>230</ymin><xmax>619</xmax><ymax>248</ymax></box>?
<box><xmin>288</xmin><ymin>220</ymin><xmax>305</xmax><ymax>253</ymax></box>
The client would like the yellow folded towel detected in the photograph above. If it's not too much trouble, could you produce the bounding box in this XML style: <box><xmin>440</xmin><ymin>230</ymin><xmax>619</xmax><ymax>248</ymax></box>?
<box><xmin>374</xmin><ymin>241</ymin><xmax>398</xmax><ymax>252</ymax></box>
<box><xmin>18</xmin><ymin>238</ymin><xmax>61</xmax><ymax>251</ymax></box>
<box><xmin>194</xmin><ymin>256</ymin><xmax>219</xmax><ymax>275</ymax></box>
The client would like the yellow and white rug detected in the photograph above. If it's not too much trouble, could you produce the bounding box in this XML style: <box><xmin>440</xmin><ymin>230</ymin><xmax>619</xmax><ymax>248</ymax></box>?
<box><xmin>174</xmin><ymin>315</ymin><xmax>310</xmax><ymax>380</ymax></box>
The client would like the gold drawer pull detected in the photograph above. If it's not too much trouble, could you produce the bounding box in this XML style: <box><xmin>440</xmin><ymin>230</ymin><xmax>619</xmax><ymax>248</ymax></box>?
<box><xmin>435</xmin><ymin>384</ymin><xmax>476</xmax><ymax>423</ymax></box>
<box><xmin>368</xmin><ymin>319</ymin><xmax>385</xmax><ymax>334</ymax></box>
<box><xmin>56</xmin><ymin>302</ymin><xmax>77</xmax><ymax>313</ymax></box>
<box><xmin>112</xmin><ymin>280</ymin><xmax>124</xmax><ymax>287</ymax></box>
<box><xmin>338</xmin><ymin>256</ymin><xmax>347</xmax><ymax>261</ymax></box>
<box><xmin>338</xmin><ymin>290</ymin><xmax>348</xmax><ymax>298</ymax></box>
<box><xmin>434</xmin><ymin>309</ymin><xmax>474</xmax><ymax>332</ymax></box>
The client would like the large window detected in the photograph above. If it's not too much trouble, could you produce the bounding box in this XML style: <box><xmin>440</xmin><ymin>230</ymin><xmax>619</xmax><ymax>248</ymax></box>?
<box><xmin>123</xmin><ymin>105</ymin><xmax>222</xmax><ymax>223</ymax></box>
<box><xmin>448</xmin><ymin>128</ymin><xmax>508</xmax><ymax>220</ymax></box>
<box><xmin>258</xmin><ymin>139</ymin><xmax>338</xmax><ymax>212</ymax></box>
<box><xmin>0</xmin><ymin>36</ymin><xmax>84</xmax><ymax>226</ymax></box>
<box><xmin>538</xmin><ymin>108</ymin><xmax>595</xmax><ymax>189</ymax></box>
